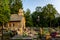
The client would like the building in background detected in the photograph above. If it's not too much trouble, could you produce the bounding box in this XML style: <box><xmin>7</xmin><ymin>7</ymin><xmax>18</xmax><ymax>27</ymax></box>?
<box><xmin>7</xmin><ymin>9</ymin><xmax>26</xmax><ymax>35</ymax></box>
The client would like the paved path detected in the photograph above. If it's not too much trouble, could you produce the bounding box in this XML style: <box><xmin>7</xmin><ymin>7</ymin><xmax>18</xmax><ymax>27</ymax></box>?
<box><xmin>11</xmin><ymin>35</ymin><xmax>33</xmax><ymax>40</ymax></box>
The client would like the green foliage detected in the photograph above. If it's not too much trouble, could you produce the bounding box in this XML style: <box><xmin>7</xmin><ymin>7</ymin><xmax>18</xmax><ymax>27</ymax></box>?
<box><xmin>31</xmin><ymin>7</ymin><xmax>46</xmax><ymax>27</ymax></box>
<box><xmin>42</xmin><ymin>4</ymin><xmax>58</xmax><ymax>27</ymax></box>
<box><xmin>42</xmin><ymin>4</ymin><xmax>57</xmax><ymax>20</ymax></box>
<box><xmin>0</xmin><ymin>0</ymin><xmax>10</xmax><ymax>23</ymax></box>
<box><xmin>31</xmin><ymin>11</ymin><xmax>41</xmax><ymax>27</ymax></box>
<box><xmin>25</xmin><ymin>9</ymin><xmax>33</xmax><ymax>27</ymax></box>
<box><xmin>0</xmin><ymin>1</ymin><xmax>10</xmax><ymax>40</ymax></box>
<box><xmin>10</xmin><ymin>0</ymin><xmax>23</xmax><ymax>14</ymax></box>
<box><xmin>52</xmin><ymin>17</ymin><xmax>60</xmax><ymax>27</ymax></box>
<box><xmin>31</xmin><ymin>4</ymin><xmax>58</xmax><ymax>27</ymax></box>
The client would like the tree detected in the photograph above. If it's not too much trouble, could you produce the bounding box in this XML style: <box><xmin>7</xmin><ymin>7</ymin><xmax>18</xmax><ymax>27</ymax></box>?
<box><xmin>31</xmin><ymin>4</ymin><xmax>58</xmax><ymax>27</ymax></box>
<box><xmin>42</xmin><ymin>4</ymin><xmax>57</xmax><ymax>27</ymax></box>
<box><xmin>0</xmin><ymin>0</ymin><xmax>10</xmax><ymax>40</ymax></box>
<box><xmin>31</xmin><ymin>7</ymin><xmax>42</xmax><ymax>27</ymax></box>
<box><xmin>24</xmin><ymin>9</ymin><xmax>33</xmax><ymax>27</ymax></box>
<box><xmin>10</xmin><ymin>0</ymin><xmax>23</xmax><ymax>14</ymax></box>
<box><xmin>36</xmin><ymin>7</ymin><xmax>42</xmax><ymax>12</ymax></box>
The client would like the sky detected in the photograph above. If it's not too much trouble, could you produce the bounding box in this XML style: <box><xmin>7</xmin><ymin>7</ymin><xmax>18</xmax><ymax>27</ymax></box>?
<box><xmin>22</xmin><ymin>0</ymin><xmax>60</xmax><ymax>13</ymax></box>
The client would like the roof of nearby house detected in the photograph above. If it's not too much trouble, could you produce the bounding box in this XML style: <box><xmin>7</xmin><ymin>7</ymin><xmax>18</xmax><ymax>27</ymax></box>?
<box><xmin>10</xmin><ymin>14</ymin><xmax>23</xmax><ymax>21</ymax></box>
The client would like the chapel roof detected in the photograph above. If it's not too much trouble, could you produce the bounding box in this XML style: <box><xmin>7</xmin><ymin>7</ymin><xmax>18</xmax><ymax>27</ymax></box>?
<box><xmin>10</xmin><ymin>14</ymin><xmax>22</xmax><ymax>21</ymax></box>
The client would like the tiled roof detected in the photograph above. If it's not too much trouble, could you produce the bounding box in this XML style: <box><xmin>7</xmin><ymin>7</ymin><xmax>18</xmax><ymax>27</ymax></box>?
<box><xmin>10</xmin><ymin>14</ymin><xmax>22</xmax><ymax>21</ymax></box>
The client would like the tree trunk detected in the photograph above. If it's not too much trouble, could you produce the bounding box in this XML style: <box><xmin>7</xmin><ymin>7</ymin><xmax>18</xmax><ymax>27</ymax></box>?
<box><xmin>50</xmin><ymin>21</ymin><xmax>51</xmax><ymax>27</ymax></box>
<box><xmin>1</xmin><ymin>22</ymin><xmax>4</xmax><ymax>40</ymax></box>
<box><xmin>49</xmin><ymin>21</ymin><xmax>51</xmax><ymax>33</ymax></box>
<box><xmin>58</xmin><ymin>23</ymin><xmax>60</xmax><ymax>32</ymax></box>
